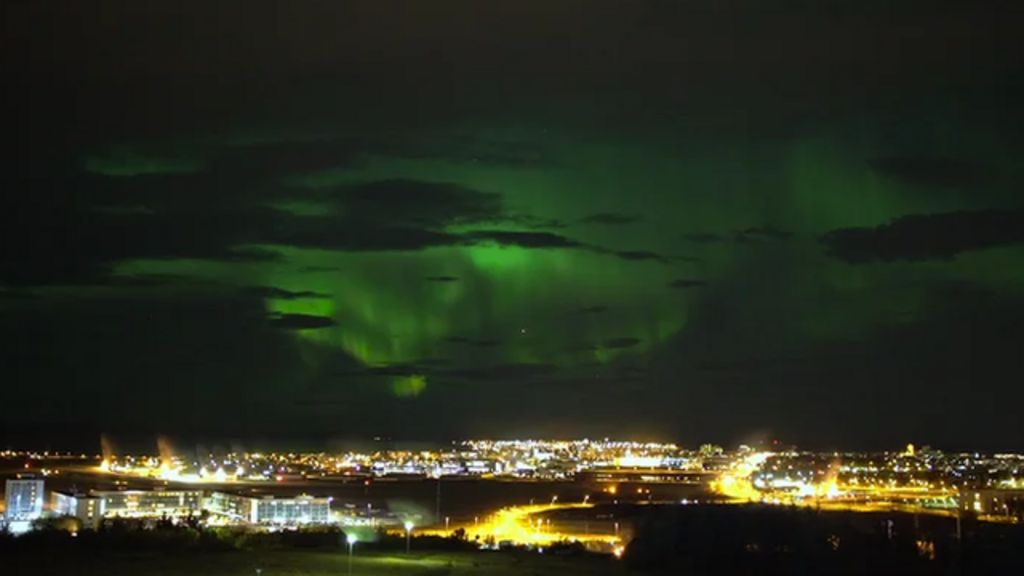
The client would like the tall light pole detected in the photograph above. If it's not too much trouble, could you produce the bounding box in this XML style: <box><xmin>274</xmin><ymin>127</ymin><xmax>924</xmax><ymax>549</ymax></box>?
<box><xmin>404</xmin><ymin>520</ymin><xmax>414</xmax><ymax>554</ymax></box>
<box><xmin>346</xmin><ymin>533</ymin><xmax>357</xmax><ymax>576</ymax></box>
<box><xmin>435</xmin><ymin>477</ymin><xmax>441</xmax><ymax>526</ymax></box>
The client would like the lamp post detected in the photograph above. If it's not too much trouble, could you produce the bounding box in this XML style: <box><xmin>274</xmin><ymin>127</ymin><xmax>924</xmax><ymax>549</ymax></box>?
<box><xmin>404</xmin><ymin>521</ymin><xmax>414</xmax><ymax>554</ymax></box>
<box><xmin>346</xmin><ymin>533</ymin><xmax>357</xmax><ymax>576</ymax></box>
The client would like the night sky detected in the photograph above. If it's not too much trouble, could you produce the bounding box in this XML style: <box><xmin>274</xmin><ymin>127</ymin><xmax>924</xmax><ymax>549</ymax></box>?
<box><xmin>3</xmin><ymin>1</ymin><xmax>1023</xmax><ymax>451</ymax></box>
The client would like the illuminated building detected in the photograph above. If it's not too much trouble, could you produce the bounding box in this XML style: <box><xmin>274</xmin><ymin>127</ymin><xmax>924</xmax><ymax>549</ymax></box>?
<box><xmin>94</xmin><ymin>489</ymin><xmax>203</xmax><ymax>518</ymax></box>
<box><xmin>577</xmin><ymin>467</ymin><xmax>713</xmax><ymax>485</ymax></box>
<box><xmin>959</xmin><ymin>488</ymin><xmax>1024</xmax><ymax>519</ymax></box>
<box><xmin>205</xmin><ymin>491</ymin><xmax>256</xmax><ymax>523</ymax></box>
<box><xmin>51</xmin><ymin>491</ymin><xmax>103</xmax><ymax>529</ymax></box>
<box><xmin>205</xmin><ymin>492</ymin><xmax>331</xmax><ymax>525</ymax></box>
<box><xmin>4</xmin><ymin>476</ymin><xmax>45</xmax><ymax>521</ymax></box>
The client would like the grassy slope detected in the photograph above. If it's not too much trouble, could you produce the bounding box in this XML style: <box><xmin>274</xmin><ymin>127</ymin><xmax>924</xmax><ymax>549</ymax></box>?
<box><xmin>7</xmin><ymin>549</ymin><xmax>628</xmax><ymax>576</ymax></box>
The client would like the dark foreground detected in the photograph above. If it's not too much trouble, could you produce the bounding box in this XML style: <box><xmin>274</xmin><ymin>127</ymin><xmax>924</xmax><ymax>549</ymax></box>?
<box><xmin>3</xmin><ymin>505</ymin><xmax>1023</xmax><ymax>575</ymax></box>
<box><xmin>2</xmin><ymin>548</ymin><xmax>624</xmax><ymax>576</ymax></box>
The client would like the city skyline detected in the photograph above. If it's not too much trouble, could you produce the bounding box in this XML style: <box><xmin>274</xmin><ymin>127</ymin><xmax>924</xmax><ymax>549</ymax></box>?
<box><xmin>5</xmin><ymin>438</ymin><xmax>1023</xmax><ymax>532</ymax></box>
<box><xmin>4</xmin><ymin>1</ymin><xmax>1024</xmax><ymax>451</ymax></box>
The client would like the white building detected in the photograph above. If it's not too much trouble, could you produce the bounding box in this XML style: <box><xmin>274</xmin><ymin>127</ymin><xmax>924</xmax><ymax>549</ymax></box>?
<box><xmin>255</xmin><ymin>494</ymin><xmax>331</xmax><ymax>525</ymax></box>
<box><xmin>51</xmin><ymin>491</ymin><xmax>104</xmax><ymax>529</ymax></box>
<box><xmin>206</xmin><ymin>492</ymin><xmax>331</xmax><ymax>525</ymax></box>
<box><xmin>4</xmin><ymin>476</ymin><xmax>45</xmax><ymax>521</ymax></box>
<box><xmin>92</xmin><ymin>489</ymin><xmax>203</xmax><ymax>519</ymax></box>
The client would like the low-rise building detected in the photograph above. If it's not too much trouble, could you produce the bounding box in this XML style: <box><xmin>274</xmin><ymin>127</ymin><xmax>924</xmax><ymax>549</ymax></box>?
<box><xmin>206</xmin><ymin>491</ymin><xmax>330</xmax><ymax>525</ymax></box>
<box><xmin>93</xmin><ymin>489</ymin><xmax>203</xmax><ymax>519</ymax></box>
<box><xmin>959</xmin><ymin>488</ymin><xmax>1024</xmax><ymax>520</ymax></box>
<box><xmin>51</xmin><ymin>491</ymin><xmax>103</xmax><ymax>529</ymax></box>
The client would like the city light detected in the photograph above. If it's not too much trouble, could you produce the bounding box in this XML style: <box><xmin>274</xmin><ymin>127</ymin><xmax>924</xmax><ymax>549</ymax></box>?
<box><xmin>6</xmin><ymin>440</ymin><xmax>1023</xmax><ymax>543</ymax></box>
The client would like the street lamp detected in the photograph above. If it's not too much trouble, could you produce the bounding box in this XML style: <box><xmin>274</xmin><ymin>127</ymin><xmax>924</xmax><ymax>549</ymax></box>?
<box><xmin>346</xmin><ymin>533</ymin><xmax>358</xmax><ymax>576</ymax></box>
<box><xmin>404</xmin><ymin>521</ymin><xmax>414</xmax><ymax>554</ymax></box>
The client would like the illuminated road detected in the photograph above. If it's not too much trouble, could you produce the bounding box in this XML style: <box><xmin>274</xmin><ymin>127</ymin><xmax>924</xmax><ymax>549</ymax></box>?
<box><xmin>417</xmin><ymin>502</ymin><xmax>623</xmax><ymax>553</ymax></box>
<box><xmin>710</xmin><ymin>452</ymin><xmax>965</xmax><ymax>519</ymax></box>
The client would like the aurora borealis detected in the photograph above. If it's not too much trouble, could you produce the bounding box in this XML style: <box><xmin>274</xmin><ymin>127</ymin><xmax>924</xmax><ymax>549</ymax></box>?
<box><xmin>3</xmin><ymin>1</ymin><xmax>1023</xmax><ymax>450</ymax></box>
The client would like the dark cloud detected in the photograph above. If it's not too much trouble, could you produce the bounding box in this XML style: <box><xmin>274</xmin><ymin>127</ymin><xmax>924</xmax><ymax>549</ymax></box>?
<box><xmin>613</xmin><ymin>250</ymin><xmax>669</xmax><ymax>263</ymax></box>
<box><xmin>683</xmin><ymin>232</ymin><xmax>726</xmax><ymax>244</ymax></box>
<box><xmin>693</xmin><ymin>356</ymin><xmax>804</xmax><ymax>373</ymax></box>
<box><xmin>0</xmin><ymin>164</ymin><xmax>657</xmax><ymax>287</ymax></box>
<box><xmin>683</xmin><ymin>225</ymin><xmax>794</xmax><ymax>248</ymax></box>
<box><xmin>440</xmin><ymin>363</ymin><xmax>558</xmax><ymax>382</ymax></box>
<box><xmin>362</xmin><ymin>364</ymin><xmax>424</xmax><ymax>378</ymax></box>
<box><xmin>245</xmin><ymin>286</ymin><xmax>327</xmax><ymax>300</ymax></box>
<box><xmin>502</xmin><ymin>214</ymin><xmax>567</xmax><ymax>230</ymax></box>
<box><xmin>0</xmin><ymin>198</ymin><xmax>283</xmax><ymax>285</ymax></box>
<box><xmin>445</xmin><ymin>336</ymin><xmax>501</xmax><ymax>348</ymax></box>
<box><xmin>301</xmin><ymin>179</ymin><xmax>560</xmax><ymax>230</ymax></box>
<box><xmin>870</xmin><ymin>156</ymin><xmax>989</xmax><ymax>189</ymax></box>
<box><xmin>210</xmin><ymin>139</ymin><xmax>364</xmax><ymax>178</ymax></box>
<box><xmin>98</xmin><ymin>274</ymin><xmax>195</xmax><ymax>288</ymax></box>
<box><xmin>425</xmin><ymin>276</ymin><xmax>459</xmax><ymax>283</ymax></box>
<box><xmin>735</xmin><ymin>226</ymin><xmax>792</xmax><ymax>243</ymax></box>
<box><xmin>603</xmin><ymin>337</ymin><xmax>641</xmax><ymax>349</ymax></box>
<box><xmin>315</xmin><ymin>179</ymin><xmax>504</xmax><ymax>228</ymax></box>
<box><xmin>268</xmin><ymin>313</ymin><xmax>336</xmax><ymax>330</ymax></box>
<box><xmin>335</xmin><ymin>134</ymin><xmax>547</xmax><ymax>167</ymax></box>
<box><xmin>220</xmin><ymin>247</ymin><xmax>284</xmax><ymax>262</ymax></box>
<box><xmin>687</xmin><ymin>226</ymin><xmax>796</xmax><ymax>246</ymax></box>
<box><xmin>415</xmin><ymin>357</ymin><xmax>451</xmax><ymax>366</ymax></box>
<box><xmin>579</xmin><ymin>212</ymin><xmax>641</xmax><ymax>225</ymax></box>
<box><xmin>211</xmin><ymin>134</ymin><xmax>544</xmax><ymax>179</ymax></box>
<box><xmin>669</xmin><ymin>279</ymin><xmax>708</xmax><ymax>289</ymax></box>
<box><xmin>821</xmin><ymin>209</ymin><xmax>1024</xmax><ymax>263</ymax></box>
<box><xmin>1</xmin><ymin>168</ymin><xmax>590</xmax><ymax>286</ymax></box>
<box><xmin>465</xmin><ymin>230</ymin><xmax>583</xmax><ymax>249</ymax></box>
